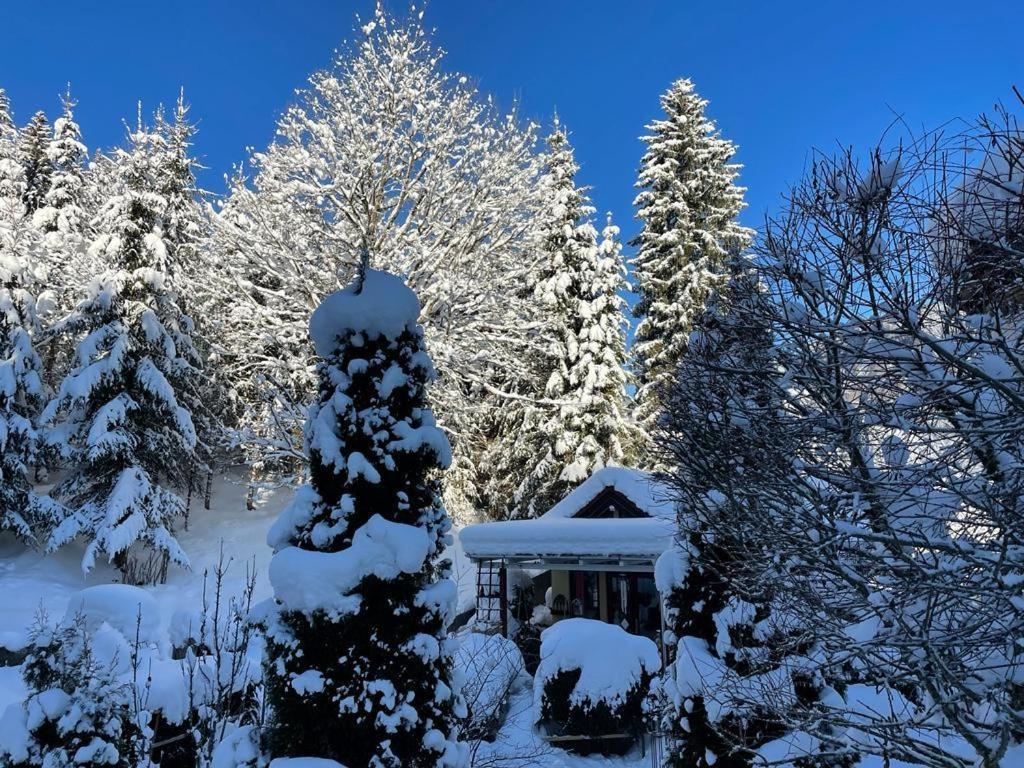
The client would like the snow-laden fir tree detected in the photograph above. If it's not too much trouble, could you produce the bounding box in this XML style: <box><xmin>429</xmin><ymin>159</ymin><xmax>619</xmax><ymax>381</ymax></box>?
<box><xmin>42</xmin><ymin>125</ymin><xmax>203</xmax><ymax>581</ymax></box>
<box><xmin>0</xmin><ymin>105</ymin><xmax>60</xmax><ymax>544</ymax></box>
<box><xmin>0</xmin><ymin>616</ymin><xmax>145</xmax><ymax>768</ymax></box>
<box><xmin>32</xmin><ymin>90</ymin><xmax>92</xmax><ymax>386</ymax></box>
<box><xmin>263</xmin><ymin>267</ymin><xmax>465</xmax><ymax>767</ymax></box>
<box><xmin>631</xmin><ymin>78</ymin><xmax>753</xmax><ymax>438</ymax></box>
<box><xmin>33</xmin><ymin>89</ymin><xmax>87</xmax><ymax>237</ymax></box>
<box><xmin>0</xmin><ymin>90</ymin><xmax>13</xmax><ymax>137</ymax></box>
<box><xmin>147</xmin><ymin>96</ymin><xmax>227</xmax><ymax>485</ymax></box>
<box><xmin>559</xmin><ymin>214</ymin><xmax>633</xmax><ymax>479</ymax></box>
<box><xmin>205</xmin><ymin>6</ymin><xmax>547</xmax><ymax>522</ymax></box>
<box><xmin>492</xmin><ymin>126</ymin><xmax>633</xmax><ymax>518</ymax></box>
<box><xmin>0</xmin><ymin>254</ymin><xmax>60</xmax><ymax>544</ymax></box>
<box><xmin>153</xmin><ymin>92</ymin><xmax>206</xmax><ymax>281</ymax></box>
<box><xmin>18</xmin><ymin>111</ymin><xmax>52</xmax><ymax>217</ymax></box>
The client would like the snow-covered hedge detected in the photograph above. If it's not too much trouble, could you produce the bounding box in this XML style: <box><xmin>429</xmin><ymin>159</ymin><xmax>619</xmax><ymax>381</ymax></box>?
<box><xmin>533</xmin><ymin>618</ymin><xmax>659</xmax><ymax>752</ymax></box>
<box><xmin>453</xmin><ymin>632</ymin><xmax>525</xmax><ymax>741</ymax></box>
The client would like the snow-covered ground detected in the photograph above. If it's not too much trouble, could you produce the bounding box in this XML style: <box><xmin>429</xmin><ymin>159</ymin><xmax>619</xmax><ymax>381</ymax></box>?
<box><xmin>0</xmin><ymin>474</ymin><xmax>283</xmax><ymax>654</ymax></box>
<box><xmin>475</xmin><ymin>676</ymin><xmax>649</xmax><ymax>768</ymax></box>
<box><xmin>0</xmin><ymin>471</ymin><xmax>645</xmax><ymax>768</ymax></box>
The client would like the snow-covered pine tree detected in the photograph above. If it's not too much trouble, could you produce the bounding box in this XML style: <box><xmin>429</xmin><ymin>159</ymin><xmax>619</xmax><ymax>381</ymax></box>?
<box><xmin>0</xmin><ymin>102</ymin><xmax>60</xmax><ymax>545</ymax></box>
<box><xmin>42</xmin><ymin>125</ymin><xmax>202</xmax><ymax>581</ymax></box>
<box><xmin>631</xmin><ymin>78</ymin><xmax>753</xmax><ymax>438</ymax></box>
<box><xmin>32</xmin><ymin>90</ymin><xmax>91</xmax><ymax>387</ymax></box>
<box><xmin>150</xmin><ymin>96</ymin><xmax>227</xmax><ymax>487</ymax></box>
<box><xmin>483</xmin><ymin>130</ymin><xmax>633</xmax><ymax>519</ymax></box>
<box><xmin>19</xmin><ymin>111</ymin><xmax>52</xmax><ymax>217</ymax></box>
<box><xmin>153</xmin><ymin>92</ymin><xmax>206</xmax><ymax>280</ymax></box>
<box><xmin>263</xmin><ymin>267</ymin><xmax>465</xmax><ymax>767</ymax></box>
<box><xmin>559</xmin><ymin>213</ymin><xmax>633</xmax><ymax>479</ymax></box>
<box><xmin>0</xmin><ymin>90</ymin><xmax>13</xmax><ymax>136</ymax></box>
<box><xmin>33</xmin><ymin>88</ymin><xmax>87</xmax><ymax>237</ymax></box>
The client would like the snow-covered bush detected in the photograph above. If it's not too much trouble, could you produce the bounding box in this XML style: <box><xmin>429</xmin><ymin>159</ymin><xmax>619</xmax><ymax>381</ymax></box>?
<box><xmin>652</xmin><ymin>110</ymin><xmax>1024</xmax><ymax>768</ymax></box>
<box><xmin>454</xmin><ymin>633</ymin><xmax>525</xmax><ymax>741</ymax></box>
<box><xmin>159</xmin><ymin>556</ymin><xmax>263</xmax><ymax>768</ymax></box>
<box><xmin>262</xmin><ymin>267</ymin><xmax>465</xmax><ymax>766</ymax></box>
<box><xmin>533</xmin><ymin>618</ymin><xmax>659</xmax><ymax>753</ymax></box>
<box><xmin>0</xmin><ymin>614</ymin><xmax>145</xmax><ymax>768</ymax></box>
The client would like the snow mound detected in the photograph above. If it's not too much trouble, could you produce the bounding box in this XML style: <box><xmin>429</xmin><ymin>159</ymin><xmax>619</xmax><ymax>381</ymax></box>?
<box><xmin>63</xmin><ymin>584</ymin><xmax>161</xmax><ymax>643</ymax></box>
<box><xmin>309</xmin><ymin>268</ymin><xmax>420</xmax><ymax>354</ymax></box>
<box><xmin>269</xmin><ymin>513</ymin><xmax>429</xmax><ymax>614</ymax></box>
<box><xmin>533</xmin><ymin>618</ymin><xmax>660</xmax><ymax>719</ymax></box>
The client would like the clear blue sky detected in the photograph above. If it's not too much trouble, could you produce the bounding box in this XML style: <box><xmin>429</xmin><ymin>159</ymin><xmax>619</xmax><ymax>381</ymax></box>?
<box><xmin>1</xmin><ymin>1</ymin><xmax>1021</xmax><ymax>247</ymax></box>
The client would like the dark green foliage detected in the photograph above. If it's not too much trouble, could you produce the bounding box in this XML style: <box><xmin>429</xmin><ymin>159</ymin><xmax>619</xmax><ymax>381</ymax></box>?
<box><xmin>18</xmin><ymin>112</ymin><xmax>51</xmax><ymax>215</ymax></box>
<box><xmin>539</xmin><ymin>668</ymin><xmax>651</xmax><ymax>755</ymax></box>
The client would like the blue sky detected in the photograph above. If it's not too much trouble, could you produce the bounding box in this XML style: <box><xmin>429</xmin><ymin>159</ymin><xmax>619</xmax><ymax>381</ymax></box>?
<box><xmin>1</xmin><ymin>1</ymin><xmax>1021</xmax><ymax>246</ymax></box>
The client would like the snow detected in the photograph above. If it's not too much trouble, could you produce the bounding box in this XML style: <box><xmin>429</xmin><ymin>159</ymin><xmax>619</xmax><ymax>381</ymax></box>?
<box><xmin>654</xmin><ymin>545</ymin><xmax>689</xmax><ymax>594</ymax></box>
<box><xmin>454</xmin><ymin>632</ymin><xmax>526</xmax><ymax>732</ymax></box>
<box><xmin>534</xmin><ymin>618</ymin><xmax>660</xmax><ymax>719</ymax></box>
<box><xmin>63</xmin><ymin>584</ymin><xmax>161</xmax><ymax>643</ymax></box>
<box><xmin>269</xmin><ymin>513</ymin><xmax>429</xmax><ymax>614</ymax></box>
<box><xmin>460</xmin><ymin>516</ymin><xmax>674</xmax><ymax>560</ymax></box>
<box><xmin>308</xmin><ymin>268</ymin><xmax>421</xmax><ymax>355</ymax></box>
<box><xmin>0</xmin><ymin>473</ymin><xmax>284</xmax><ymax>654</ymax></box>
<box><xmin>541</xmin><ymin>467</ymin><xmax>675</xmax><ymax>520</ymax></box>
<box><xmin>269</xmin><ymin>760</ymin><xmax>347</xmax><ymax>768</ymax></box>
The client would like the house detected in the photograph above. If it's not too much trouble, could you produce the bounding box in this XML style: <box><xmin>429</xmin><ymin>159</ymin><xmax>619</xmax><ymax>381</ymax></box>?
<box><xmin>459</xmin><ymin>467</ymin><xmax>677</xmax><ymax>643</ymax></box>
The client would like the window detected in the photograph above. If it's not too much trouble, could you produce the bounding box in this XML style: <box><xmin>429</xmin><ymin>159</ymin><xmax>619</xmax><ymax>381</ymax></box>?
<box><xmin>570</xmin><ymin>571</ymin><xmax>600</xmax><ymax>620</ymax></box>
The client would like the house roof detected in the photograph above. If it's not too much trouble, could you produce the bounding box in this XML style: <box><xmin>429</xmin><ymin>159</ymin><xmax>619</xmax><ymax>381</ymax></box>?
<box><xmin>540</xmin><ymin>467</ymin><xmax>675</xmax><ymax>521</ymax></box>
<box><xmin>459</xmin><ymin>468</ymin><xmax>677</xmax><ymax>564</ymax></box>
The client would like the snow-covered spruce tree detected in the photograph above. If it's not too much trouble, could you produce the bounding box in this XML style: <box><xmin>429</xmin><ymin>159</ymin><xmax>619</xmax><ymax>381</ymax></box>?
<box><xmin>0</xmin><ymin>254</ymin><xmax>60</xmax><ymax>544</ymax></box>
<box><xmin>32</xmin><ymin>90</ymin><xmax>92</xmax><ymax>387</ymax></box>
<box><xmin>0</xmin><ymin>90</ymin><xmax>13</xmax><ymax>137</ymax></box>
<box><xmin>563</xmin><ymin>214</ymin><xmax>633</xmax><ymax>478</ymax></box>
<box><xmin>483</xmin><ymin>129</ymin><xmax>633</xmax><ymax>519</ymax></box>
<box><xmin>0</xmin><ymin>616</ymin><xmax>145</xmax><ymax>768</ymax></box>
<box><xmin>206</xmin><ymin>7</ymin><xmax>547</xmax><ymax>522</ymax></box>
<box><xmin>631</xmin><ymin>78</ymin><xmax>753</xmax><ymax>439</ymax></box>
<box><xmin>42</xmin><ymin>129</ymin><xmax>201</xmax><ymax>581</ymax></box>
<box><xmin>33</xmin><ymin>89</ymin><xmax>87</xmax><ymax>237</ymax></box>
<box><xmin>0</xmin><ymin>108</ymin><xmax>60</xmax><ymax>544</ymax></box>
<box><xmin>150</xmin><ymin>96</ymin><xmax>228</xmax><ymax>484</ymax></box>
<box><xmin>153</xmin><ymin>92</ymin><xmax>207</xmax><ymax>281</ymax></box>
<box><xmin>263</xmin><ymin>267</ymin><xmax>465</xmax><ymax>767</ymax></box>
<box><xmin>19</xmin><ymin>111</ymin><xmax>52</xmax><ymax>217</ymax></box>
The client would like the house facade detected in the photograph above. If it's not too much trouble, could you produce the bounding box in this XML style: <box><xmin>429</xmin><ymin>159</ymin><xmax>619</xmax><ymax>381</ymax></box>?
<box><xmin>459</xmin><ymin>467</ymin><xmax>676</xmax><ymax>644</ymax></box>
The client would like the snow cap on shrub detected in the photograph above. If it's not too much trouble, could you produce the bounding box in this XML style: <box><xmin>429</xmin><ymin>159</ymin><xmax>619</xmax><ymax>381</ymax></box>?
<box><xmin>309</xmin><ymin>268</ymin><xmax>420</xmax><ymax>355</ymax></box>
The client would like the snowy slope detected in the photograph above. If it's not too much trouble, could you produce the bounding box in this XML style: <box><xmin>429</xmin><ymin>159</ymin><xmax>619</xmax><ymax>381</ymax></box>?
<box><xmin>0</xmin><ymin>474</ymin><xmax>287</xmax><ymax>654</ymax></box>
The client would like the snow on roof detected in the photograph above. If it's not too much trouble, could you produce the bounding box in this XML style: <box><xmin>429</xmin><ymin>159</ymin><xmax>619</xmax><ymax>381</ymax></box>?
<box><xmin>540</xmin><ymin>466</ymin><xmax>675</xmax><ymax>520</ymax></box>
<box><xmin>459</xmin><ymin>467</ymin><xmax>678</xmax><ymax>562</ymax></box>
<box><xmin>309</xmin><ymin>268</ymin><xmax>420</xmax><ymax>355</ymax></box>
<box><xmin>459</xmin><ymin>517</ymin><xmax>675</xmax><ymax>561</ymax></box>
